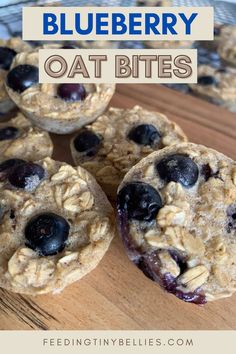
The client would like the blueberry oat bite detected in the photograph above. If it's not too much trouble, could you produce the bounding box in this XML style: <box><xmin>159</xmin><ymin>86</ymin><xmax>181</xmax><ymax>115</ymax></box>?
<box><xmin>5</xmin><ymin>48</ymin><xmax>115</xmax><ymax>134</ymax></box>
<box><xmin>117</xmin><ymin>143</ymin><xmax>236</xmax><ymax>304</ymax></box>
<box><xmin>70</xmin><ymin>105</ymin><xmax>187</xmax><ymax>198</ymax></box>
<box><xmin>218</xmin><ymin>26</ymin><xmax>236</xmax><ymax>68</ymax></box>
<box><xmin>0</xmin><ymin>38</ymin><xmax>31</xmax><ymax>113</ymax></box>
<box><xmin>189</xmin><ymin>65</ymin><xmax>236</xmax><ymax>112</ymax></box>
<box><xmin>0</xmin><ymin>112</ymin><xmax>53</xmax><ymax>161</ymax></box>
<box><xmin>0</xmin><ymin>157</ymin><xmax>115</xmax><ymax>295</ymax></box>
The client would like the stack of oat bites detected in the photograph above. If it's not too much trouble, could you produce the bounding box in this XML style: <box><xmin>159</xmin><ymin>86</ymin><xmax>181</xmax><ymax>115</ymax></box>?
<box><xmin>0</xmin><ymin>2</ymin><xmax>236</xmax><ymax>305</ymax></box>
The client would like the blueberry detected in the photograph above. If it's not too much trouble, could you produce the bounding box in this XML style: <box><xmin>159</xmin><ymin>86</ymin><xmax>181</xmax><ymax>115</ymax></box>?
<box><xmin>0</xmin><ymin>127</ymin><xmax>19</xmax><ymax>141</ymax></box>
<box><xmin>0</xmin><ymin>47</ymin><xmax>17</xmax><ymax>70</ymax></box>
<box><xmin>57</xmin><ymin>84</ymin><xmax>86</xmax><ymax>102</ymax></box>
<box><xmin>214</xmin><ymin>26</ymin><xmax>221</xmax><ymax>37</ymax></box>
<box><xmin>156</xmin><ymin>154</ymin><xmax>199</xmax><ymax>188</ymax></box>
<box><xmin>128</xmin><ymin>124</ymin><xmax>161</xmax><ymax>146</ymax></box>
<box><xmin>0</xmin><ymin>158</ymin><xmax>25</xmax><ymax>173</ymax></box>
<box><xmin>74</xmin><ymin>130</ymin><xmax>101</xmax><ymax>156</ymax></box>
<box><xmin>7</xmin><ymin>64</ymin><xmax>39</xmax><ymax>93</ymax></box>
<box><xmin>201</xmin><ymin>164</ymin><xmax>219</xmax><ymax>181</ymax></box>
<box><xmin>8</xmin><ymin>162</ymin><xmax>45</xmax><ymax>190</ymax></box>
<box><xmin>25</xmin><ymin>212</ymin><xmax>70</xmax><ymax>256</ymax></box>
<box><xmin>163</xmin><ymin>273</ymin><xmax>207</xmax><ymax>304</ymax></box>
<box><xmin>117</xmin><ymin>182</ymin><xmax>163</xmax><ymax>221</ymax></box>
<box><xmin>168</xmin><ymin>250</ymin><xmax>188</xmax><ymax>274</ymax></box>
<box><xmin>198</xmin><ymin>75</ymin><xmax>217</xmax><ymax>86</ymax></box>
<box><xmin>0</xmin><ymin>158</ymin><xmax>25</xmax><ymax>181</ymax></box>
<box><xmin>227</xmin><ymin>204</ymin><xmax>236</xmax><ymax>233</ymax></box>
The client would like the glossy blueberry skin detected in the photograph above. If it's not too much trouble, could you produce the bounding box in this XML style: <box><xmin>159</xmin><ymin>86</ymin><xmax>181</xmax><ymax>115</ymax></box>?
<box><xmin>227</xmin><ymin>204</ymin><xmax>236</xmax><ymax>233</ymax></box>
<box><xmin>25</xmin><ymin>213</ymin><xmax>70</xmax><ymax>256</ymax></box>
<box><xmin>57</xmin><ymin>84</ymin><xmax>86</xmax><ymax>102</ymax></box>
<box><xmin>214</xmin><ymin>26</ymin><xmax>221</xmax><ymax>36</ymax></box>
<box><xmin>201</xmin><ymin>163</ymin><xmax>219</xmax><ymax>181</ymax></box>
<box><xmin>0</xmin><ymin>47</ymin><xmax>17</xmax><ymax>70</ymax></box>
<box><xmin>8</xmin><ymin>162</ymin><xmax>45</xmax><ymax>189</ymax></box>
<box><xmin>156</xmin><ymin>154</ymin><xmax>199</xmax><ymax>188</ymax></box>
<box><xmin>128</xmin><ymin>124</ymin><xmax>161</xmax><ymax>146</ymax></box>
<box><xmin>0</xmin><ymin>159</ymin><xmax>25</xmax><ymax>180</ymax></box>
<box><xmin>7</xmin><ymin>64</ymin><xmax>39</xmax><ymax>93</ymax></box>
<box><xmin>74</xmin><ymin>130</ymin><xmax>101</xmax><ymax>156</ymax></box>
<box><xmin>198</xmin><ymin>75</ymin><xmax>217</xmax><ymax>86</ymax></box>
<box><xmin>0</xmin><ymin>127</ymin><xmax>19</xmax><ymax>141</ymax></box>
<box><xmin>117</xmin><ymin>181</ymin><xmax>163</xmax><ymax>222</ymax></box>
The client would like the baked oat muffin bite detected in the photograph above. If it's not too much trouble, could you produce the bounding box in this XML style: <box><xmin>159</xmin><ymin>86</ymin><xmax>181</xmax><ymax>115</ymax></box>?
<box><xmin>71</xmin><ymin>105</ymin><xmax>187</xmax><ymax>198</ymax></box>
<box><xmin>0</xmin><ymin>112</ymin><xmax>53</xmax><ymax>161</ymax></box>
<box><xmin>117</xmin><ymin>143</ymin><xmax>236</xmax><ymax>304</ymax></box>
<box><xmin>0</xmin><ymin>38</ymin><xmax>31</xmax><ymax>114</ymax></box>
<box><xmin>218</xmin><ymin>25</ymin><xmax>236</xmax><ymax>68</ymax></box>
<box><xmin>0</xmin><ymin>157</ymin><xmax>115</xmax><ymax>295</ymax></box>
<box><xmin>189</xmin><ymin>65</ymin><xmax>236</xmax><ymax>112</ymax></box>
<box><xmin>5</xmin><ymin>48</ymin><xmax>115</xmax><ymax>134</ymax></box>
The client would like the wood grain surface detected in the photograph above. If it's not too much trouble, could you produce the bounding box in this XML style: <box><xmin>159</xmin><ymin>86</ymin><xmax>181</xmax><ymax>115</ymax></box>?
<box><xmin>0</xmin><ymin>84</ymin><xmax>236</xmax><ymax>330</ymax></box>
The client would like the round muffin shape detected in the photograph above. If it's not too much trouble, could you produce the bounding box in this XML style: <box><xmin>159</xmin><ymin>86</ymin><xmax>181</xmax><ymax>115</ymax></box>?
<box><xmin>5</xmin><ymin>48</ymin><xmax>115</xmax><ymax>134</ymax></box>
<box><xmin>0</xmin><ymin>112</ymin><xmax>53</xmax><ymax>162</ymax></box>
<box><xmin>117</xmin><ymin>143</ymin><xmax>236</xmax><ymax>304</ymax></box>
<box><xmin>189</xmin><ymin>65</ymin><xmax>236</xmax><ymax>113</ymax></box>
<box><xmin>0</xmin><ymin>37</ymin><xmax>31</xmax><ymax>114</ymax></box>
<box><xmin>71</xmin><ymin>105</ymin><xmax>187</xmax><ymax>198</ymax></box>
<box><xmin>0</xmin><ymin>157</ymin><xmax>115</xmax><ymax>295</ymax></box>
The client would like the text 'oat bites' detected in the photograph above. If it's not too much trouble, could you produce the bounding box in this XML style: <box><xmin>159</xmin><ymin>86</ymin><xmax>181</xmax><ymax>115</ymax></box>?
<box><xmin>117</xmin><ymin>143</ymin><xmax>236</xmax><ymax>304</ymax></box>
<box><xmin>5</xmin><ymin>47</ymin><xmax>115</xmax><ymax>134</ymax></box>
<box><xmin>71</xmin><ymin>106</ymin><xmax>187</xmax><ymax>198</ymax></box>
<box><xmin>0</xmin><ymin>112</ymin><xmax>53</xmax><ymax>161</ymax></box>
<box><xmin>0</xmin><ymin>157</ymin><xmax>115</xmax><ymax>295</ymax></box>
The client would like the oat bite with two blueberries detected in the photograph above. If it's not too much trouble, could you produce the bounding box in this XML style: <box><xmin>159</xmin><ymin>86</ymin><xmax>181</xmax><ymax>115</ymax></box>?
<box><xmin>5</xmin><ymin>47</ymin><xmax>115</xmax><ymax>134</ymax></box>
<box><xmin>117</xmin><ymin>143</ymin><xmax>236</xmax><ymax>304</ymax></box>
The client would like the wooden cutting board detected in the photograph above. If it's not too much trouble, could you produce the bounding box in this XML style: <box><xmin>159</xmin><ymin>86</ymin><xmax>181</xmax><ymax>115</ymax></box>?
<box><xmin>1</xmin><ymin>84</ymin><xmax>236</xmax><ymax>330</ymax></box>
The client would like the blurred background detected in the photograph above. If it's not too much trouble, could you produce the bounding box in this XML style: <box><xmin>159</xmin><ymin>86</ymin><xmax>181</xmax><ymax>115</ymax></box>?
<box><xmin>0</xmin><ymin>0</ymin><xmax>236</xmax><ymax>111</ymax></box>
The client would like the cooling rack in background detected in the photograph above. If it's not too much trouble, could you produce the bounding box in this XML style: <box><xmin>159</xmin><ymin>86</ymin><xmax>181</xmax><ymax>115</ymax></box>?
<box><xmin>0</xmin><ymin>0</ymin><xmax>235</xmax><ymax>38</ymax></box>
<box><xmin>0</xmin><ymin>0</ymin><xmax>235</xmax><ymax>105</ymax></box>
